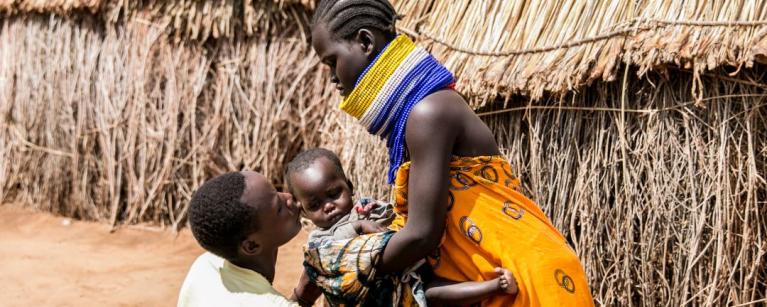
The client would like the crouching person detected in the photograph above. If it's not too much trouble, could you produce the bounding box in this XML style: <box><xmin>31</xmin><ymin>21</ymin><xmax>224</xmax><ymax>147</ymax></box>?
<box><xmin>178</xmin><ymin>171</ymin><xmax>302</xmax><ymax>307</ymax></box>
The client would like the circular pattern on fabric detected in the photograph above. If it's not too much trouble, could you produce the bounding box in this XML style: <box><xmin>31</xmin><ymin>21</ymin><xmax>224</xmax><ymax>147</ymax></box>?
<box><xmin>478</xmin><ymin>156</ymin><xmax>493</xmax><ymax>164</ymax></box>
<box><xmin>449</xmin><ymin>172</ymin><xmax>477</xmax><ymax>191</ymax></box>
<box><xmin>459</xmin><ymin>216</ymin><xmax>482</xmax><ymax>244</ymax></box>
<box><xmin>501</xmin><ymin>163</ymin><xmax>514</xmax><ymax>180</ymax></box>
<box><xmin>502</xmin><ymin>201</ymin><xmax>525</xmax><ymax>220</ymax></box>
<box><xmin>477</xmin><ymin>166</ymin><xmax>499</xmax><ymax>183</ymax></box>
<box><xmin>554</xmin><ymin>269</ymin><xmax>576</xmax><ymax>293</ymax></box>
<box><xmin>447</xmin><ymin>191</ymin><xmax>455</xmax><ymax>211</ymax></box>
<box><xmin>451</xmin><ymin>166</ymin><xmax>471</xmax><ymax>172</ymax></box>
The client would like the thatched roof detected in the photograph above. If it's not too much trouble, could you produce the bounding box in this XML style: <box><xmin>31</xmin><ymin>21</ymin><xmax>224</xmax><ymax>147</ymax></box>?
<box><xmin>0</xmin><ymin>0</ymin><xmax>314</xmax><ymax>41</ymax></box>
<box><xmin>393</xmin><ymin>0</ymin><xmax>767</xmax><ymax>103</ymax></box>
<box><xmin>5</xmin><ymin>0</ymin><xmax>764</xmax><ymax>102</ymax></box>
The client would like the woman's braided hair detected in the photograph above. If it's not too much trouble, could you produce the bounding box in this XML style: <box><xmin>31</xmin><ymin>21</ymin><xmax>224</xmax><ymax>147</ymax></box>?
<box><xmin>312</xmin><ymin>0</ymin><xmax>400</xmax><ymax>40</ymax></box>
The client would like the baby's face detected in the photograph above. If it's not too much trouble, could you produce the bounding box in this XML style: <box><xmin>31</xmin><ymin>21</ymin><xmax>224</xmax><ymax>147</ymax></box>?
<box><xmin>289</xmin><ymin>157</ymin><xmax>354</xmax><ymax>229</ymax></box>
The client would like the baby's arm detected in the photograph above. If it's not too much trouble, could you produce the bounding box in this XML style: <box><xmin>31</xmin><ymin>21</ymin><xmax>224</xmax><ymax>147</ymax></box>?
<box><xmin>352</xmin><ymin>220</ymin><xmax>386</xmax><ymax>234</ymax></box>
<box><xmin>290</xmin><ymin>270</ymin><xmax>322</xmax><ymax>307</ymax></box>
<box><xmin>425</xmin><ymin>267</ymin><xmax>517</xmax><ymax>306</ymax></box>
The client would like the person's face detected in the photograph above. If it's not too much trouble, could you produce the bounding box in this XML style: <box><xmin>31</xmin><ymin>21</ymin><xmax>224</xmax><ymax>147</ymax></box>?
<box><xmin>289</xmin><ymin>158</ymin><xmax>354</xmax><ymax>229</ymax></box>
<box><xmin>311</xmin><ymin>24</ymin><xmax>374</xmax><ymax>97</ymax></box>
<box><xmin>239</xmin><ymin>171</ymin><xmax>301</xmax><ymax>253</ymax></box>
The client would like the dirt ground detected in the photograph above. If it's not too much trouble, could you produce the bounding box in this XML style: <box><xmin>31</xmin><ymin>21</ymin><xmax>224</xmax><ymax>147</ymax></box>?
<box><xmin>0</xmin><ymin>205</ymin><xmax>308</xmax><ymax>306</ymax></box>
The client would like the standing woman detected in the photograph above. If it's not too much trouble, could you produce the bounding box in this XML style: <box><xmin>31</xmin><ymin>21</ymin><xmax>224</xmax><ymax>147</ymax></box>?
<box><xmin>309</xmin><ymin>0</ymin><xmax>594</xmax><ymax>305</ymax></box>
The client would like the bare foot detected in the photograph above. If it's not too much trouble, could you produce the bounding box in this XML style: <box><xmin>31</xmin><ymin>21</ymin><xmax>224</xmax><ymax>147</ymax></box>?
<box><xmin>494</xmin><ymin>267</ymin><xmax>519</xmax><ymax>295</ymax></box>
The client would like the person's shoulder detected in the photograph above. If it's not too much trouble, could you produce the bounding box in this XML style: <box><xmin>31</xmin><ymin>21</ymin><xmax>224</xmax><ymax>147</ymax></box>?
<box><xmin>178</xmin><ymin>252</ymin><xmax>226</xmax><ymax>307</ymax></box>
<box><xmin>184</xmin><ymin>252</ymin><xmax>224</xmax><ymax>284</ymax></box>
<box><xmin>190</xmin><ymin>252</ymin><xmax>224</xmax><ymax>270</ymax></box>
<box><xmin>179</xmin><ymin>252</ymin><xmax>226</xmax><ymax>292</ymax></box>
<box><xmin>179</xmin><ymin>253</ymin><xmax>299</xmax><ymax>307</ymax></box>
<box><xmin>306</xmin><ymin>228</ymin><xmax>324</xmax><ymax>243</ymax></box>
<box><xmin>409</xmin><ymin>90</ymin><xmax>467</xmax><ymax>125</ymax></box>
<box><xmin>406</xmin><ymin>90</ymin><xmax>467</xmax><ymax>140</ymax></box>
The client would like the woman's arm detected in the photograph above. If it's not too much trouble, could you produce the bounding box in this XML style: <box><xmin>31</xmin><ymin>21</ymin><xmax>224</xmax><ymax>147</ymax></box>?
<box><xmin>377</xmin><ymin>92</ymin><xmax>462</xmax><ymax>274</ymax></box>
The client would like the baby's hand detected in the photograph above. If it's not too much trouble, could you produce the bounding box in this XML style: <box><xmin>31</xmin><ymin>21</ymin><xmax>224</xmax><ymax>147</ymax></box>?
<box><xmin>494</xmin><ymin>267</ymin><xmax>518</xmax><ymax>295</ymax></box>
<box><xmin>353</xmin><ymin>220</ymin><xmax>386</xmax><ymax>234</ymax></box>
<box><xmin>354</xmin><ymin>198</ymin><xmax>379</xmax><ymax>216</ymax></box>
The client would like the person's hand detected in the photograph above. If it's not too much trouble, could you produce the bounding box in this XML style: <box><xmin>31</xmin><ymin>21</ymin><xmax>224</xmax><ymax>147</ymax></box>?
<box><xmin>353</xmin><ymin>220</ymin><xmax>386</xmax><ymax>234</ymax></box>
<box><xmin>494</xmin><ymin>267</ymin><xmax>518</xmax><ymax>295</ymax></box>
<box><xmin>353</xmin><ymin>198</ymin><xmax>379</xmax><ymax>216</ymax></box>
<box><xmin>291</xmin><ymin>270</ymin><xmax>321</xmax><ymax>307</ymax></box>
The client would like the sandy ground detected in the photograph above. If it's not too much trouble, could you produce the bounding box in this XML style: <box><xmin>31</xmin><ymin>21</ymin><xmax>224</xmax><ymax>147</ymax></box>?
<box><xmin>0</xmin><ymin>205</ymin><xmax>308</xmax><ymax>306</ymax></box>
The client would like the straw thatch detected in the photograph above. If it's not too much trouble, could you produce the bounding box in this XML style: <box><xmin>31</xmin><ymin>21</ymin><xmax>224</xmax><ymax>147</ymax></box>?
<box><xmin>487</xmin><ymin>69</ymin><xmax>766</xmax><ymax>306</ymax></box>
<box><xmin>391</xmin><ymin>0</ymin><xmax>767</xmax><ymax>105</ymax></box>
<box><xmin>319</xmin><ymin>1</ymin><xmax>766</xmax><ymax>306</ymax></box>
<box><xmin>0</xmin><ymin>4</ymin><xmax>334</xmax><ymax>229</ymax></box>
<box><xmin>322</xmin><ymin>68</ymin><xmax>767</xmax><ymax>307</ymax></box>
<box><xmin>0</xmin><ymin>0</ymin><xmax>315</xmax><ymax>41</ymax></box>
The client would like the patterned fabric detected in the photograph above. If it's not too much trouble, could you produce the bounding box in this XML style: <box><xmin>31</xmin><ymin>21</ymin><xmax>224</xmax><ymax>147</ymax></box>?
<box><xmin>303</xmin><ymin>231</ymin><xmax>425</xmax><ymax>307</ymax></box>
<box><xmin>390</xmin><ymin>156</ymin><xmax>595</xmax><ymax>307</ymax></box>
<box><xmin>306</xmin><ymin>198</ymin><xmax>396</xmax><ymax>250</ymax></box>
<box><xmin>339</xmin><ymin>34</ymin><xmax>455</xmax><ymax>183</ymax></box>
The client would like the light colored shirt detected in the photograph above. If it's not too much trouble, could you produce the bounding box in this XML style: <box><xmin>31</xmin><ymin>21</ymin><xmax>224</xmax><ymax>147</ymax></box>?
<box><xmin>177</xmin><ymin>252</ymin><xmax>298</xmax><ymax>307</ymax></box>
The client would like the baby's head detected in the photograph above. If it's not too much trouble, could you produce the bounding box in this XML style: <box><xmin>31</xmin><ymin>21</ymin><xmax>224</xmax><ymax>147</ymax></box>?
<box><xmin>188</xmin><ymin>171</ymin><xmax>301</xmax><ymax>263</ymax></box>
<box><xmin>286</xmin><ymin>148</ymin><xmax>354</xmax><ymax>229</ymax></box>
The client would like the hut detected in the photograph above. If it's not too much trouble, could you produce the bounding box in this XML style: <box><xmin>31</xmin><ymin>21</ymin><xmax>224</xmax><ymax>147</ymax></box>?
<box><xmin>0</xmin><ymin>0</ymin><xmax>333</xmax><ymax>230</ymax></box>
<box><xmin>0</xmin><ymin>0</ymin><xmax>765</xmax><ymax>306</ymax></box>
<box><xmin>323</xmin><ymin>1</ymin><xmax>767</xmax><ymax>306</ymax></box>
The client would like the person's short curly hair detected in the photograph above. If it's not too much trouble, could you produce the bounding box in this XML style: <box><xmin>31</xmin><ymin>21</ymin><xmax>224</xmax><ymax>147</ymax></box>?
<box><xmin>285</xmin><ymin>148</ymin><xmax>348</xmax><ymax>193</ymax></box>
<box><xmin>188</xmin><ymin>172</ymin><xmax>259</xmax><ymax>260</ymax></box>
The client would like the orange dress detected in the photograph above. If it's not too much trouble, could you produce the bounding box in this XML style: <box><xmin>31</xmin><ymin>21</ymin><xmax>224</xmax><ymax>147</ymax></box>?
<box><xmin>389</xmin><ymin>156</ymin><xmax>594</xmax><ymax>306</ymax></box>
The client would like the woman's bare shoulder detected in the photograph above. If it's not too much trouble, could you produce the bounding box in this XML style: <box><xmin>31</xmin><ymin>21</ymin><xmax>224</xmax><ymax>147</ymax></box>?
<box><xmin>408</xmin><ymin>90</ymin><xmax>467</xmax><ymax>125</ymax></box>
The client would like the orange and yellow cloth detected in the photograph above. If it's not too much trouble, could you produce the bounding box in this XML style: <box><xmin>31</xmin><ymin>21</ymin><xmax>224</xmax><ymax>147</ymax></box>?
<box><xmin>390</xmin><ymin>156</ymin><xmax>595</xmax><ymax>306</ymax></box>
<box><xmin>303</xmin><ymin>230</ymin><xmax>425</xmax><ymax>306</ymax></box>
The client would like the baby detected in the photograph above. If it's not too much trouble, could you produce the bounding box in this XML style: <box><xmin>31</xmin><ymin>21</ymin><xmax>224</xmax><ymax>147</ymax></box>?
<box><xmin>287</xmin><ymin>148</ymin><xmax>517</xmax><ymax>306</ymax></box>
